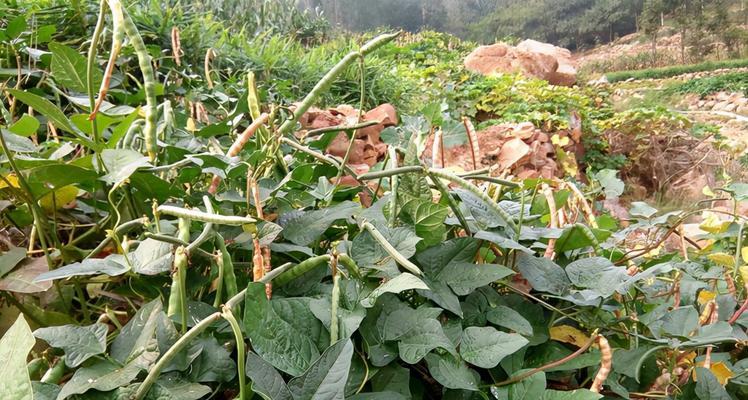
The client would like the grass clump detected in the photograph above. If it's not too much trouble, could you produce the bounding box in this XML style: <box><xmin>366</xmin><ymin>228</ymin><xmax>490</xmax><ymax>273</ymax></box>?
<box><xmin>605</xmin><ymin>58</ymin><xmax>748</xmax><ymax>82</ymax></box>
<box><xmin>667</xmin><ymin>72</ymin><xmax>748</xmax><ymax>98</ymax></box>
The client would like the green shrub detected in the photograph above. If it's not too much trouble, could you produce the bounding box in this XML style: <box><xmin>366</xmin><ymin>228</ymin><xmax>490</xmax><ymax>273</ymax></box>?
<box><xmin>605</xmin><ymin>58</ymin><xmax>748</xmax><ymax>82</ymax></box>
<box><xmin>667</xmin><ymin>72</ymin><xmax>748</xmax><ymax>98</ymax></box>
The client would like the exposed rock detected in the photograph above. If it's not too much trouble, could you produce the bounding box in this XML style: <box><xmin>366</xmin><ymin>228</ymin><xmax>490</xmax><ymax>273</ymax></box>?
<box><xmin>464</xmin><ymin>41</ymin><xmax>577</xmax><ymax>86</ymax></box>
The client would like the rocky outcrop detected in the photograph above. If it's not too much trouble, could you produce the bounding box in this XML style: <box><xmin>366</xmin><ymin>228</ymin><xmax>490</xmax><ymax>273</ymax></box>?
<box><xmin>464</xmin><ymin>41</ymin><xmax>577</xmax><ymax>86</ymax></box>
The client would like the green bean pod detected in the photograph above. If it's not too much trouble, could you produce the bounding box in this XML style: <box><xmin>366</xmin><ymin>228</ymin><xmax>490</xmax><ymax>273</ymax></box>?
<box><xmin>273</xmin><ymin>255</ymin><xmax>332</xmax><ymax>287</ymax></box>
<box><xmin>157</xmin><ymin>205</ymin><xmax>255</xmax><ymax>226</ymax></box>
<box><xmin>112</xmin><ymin>0</ymin><xmax>158</xmax><ymax>163</ymax></box>
<box><xmin>330</xmin><ymin>271</ymin><xmax>341</xmax><ymax>345</ymax></box>
<box><xmin>215</xmin><ymin>234</ymin><xmax>238</xmax><ymax>300</ymax></box>
<box><xmin>40</xmin><ymin>357</ymin><xmax>66</xmax><ymax>384</ymax></box>
<box><xmin>337</xmin><ymin>254</ymin><xmax>362</xmax><ymax>279</ymax></box>
<box><xmin>167</xmin><ymin>246</ymin><xmax>189</xmax><ymax>333</ymax></box>
<box><xmin>574</xmin><ymin>223</ymin><xmax>601</xmax><ymax>253</ymax></box>
<box><xmin>212</xmin><ymin>257</ymin><xmax>224</xmax><ymax>308</ymax></box>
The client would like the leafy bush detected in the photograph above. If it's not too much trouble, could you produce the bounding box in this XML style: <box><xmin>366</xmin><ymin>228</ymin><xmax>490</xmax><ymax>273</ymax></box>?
<box><xmin>668</xmin><ymin>72</ymin><xmax>748</xmax><ymax>97</ymax></box>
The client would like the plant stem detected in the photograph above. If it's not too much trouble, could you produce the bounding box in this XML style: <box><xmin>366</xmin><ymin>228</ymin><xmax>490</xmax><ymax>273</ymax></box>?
<box><xmin>85</xmin><ymin>217</ymin><xmax>148</xmax><ymax>259</ymax></box>
<box><xmin>86</xmin><ymin>0</ymin><xmax>106</xmax><ymax>162</ymax></box>
<box><xmin>185</xmin><ymin>196</ymin><xmax>214</xmax><ymax>255</ymax></box>
<box><xmin>429</xmin><ymin>171</ymin><xmax>471</xmax><ymax>235</ymax></box>
<box><xmin>358</xmin><ymin>165</ymin><xmax>423</xmax><ymax>180</ymax></box>
<box><xmin>330</xmin><ymin>256</ymin><xmax>341</xmax><ymax>345</ymax></box>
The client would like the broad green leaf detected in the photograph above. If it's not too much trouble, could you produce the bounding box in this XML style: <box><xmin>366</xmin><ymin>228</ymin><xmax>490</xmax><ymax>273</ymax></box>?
<box><xmin>31</xmin><ymin>382</ymin><xmax>59</xmax><ymax>400</ymax></box>
<box><xmin>515</xmin><ymin>253</ymin><xmax>569</xmax><ymax>295</ymax></box>
<box><xmin>34</xmin><ymin>255</ymin><xmax>129</xmax><ymax>282</ymax></box>
<box><xmin>0</xmin><ymin>315</ymin><xmax>34</xmax><ymax>400</ymax></box>
<box><xmin>27</xmin><ymin>164</ymin><xmax>98</xmax><ymax>198</ymax></box>
<box><xmin>593</xmin><ymin>169</ymin><xmax>624</xmax><ymax>199</ymax></box>
<box><xmin>1</xmin><ymin>129</ymin><xmax>37</xmax><ymax>153</ymax></box>
<box><xmin>554</xmin><ymin>225</ymin><xmax>611</xmax><ymax>252</ymax></box>
<box><xmin>400</xmin><ymin>197</ymin><xmax>448</xmax><ymax>247</ymax></box>
<box><xmin>288</xmin><ymin>339</ymin><xmax>353</xmax><ymax>400</ymax></box>
<box><xmin>371</xmin><ymin>363</ymin><xmax>411</xmax><ymax>398</ymax></box>
<box><xmin>149</xmin><ymin>374</ymin><xmax>211</xmax><ymax>400</ymax></box>
<box><xmin>56</xmin><ymin>359</ymin><xmax>141</xmax><ymax>399</ymax></box>
<box><xmin>6</xmin><ymin>15</ymin><xmax>27</xmax><ymax>38</ymax></box>
<box><xmin>110</xmin><ymin>299</ymin><xmax>162</xmax><ymax>365</ymax></box>
<box><xmin>491</xmin><ymin>370</ymin><xmax>546</xmax><ymax>400</ymax></box>
<box><xmin>474</xmin><ymin>230</ymin><xmax>533</xmax><ymax>254</ymax></box>
<box><xmin>540</xmin><ymin>389</ymin><xmax>602</xmax><ymax>400</ymax></box>
<box><xmin>0</xmin><ymin>257</ymin><xmax>52</xmax><ymax>293</ymax></box>
<box><xmin>309</xmin><ymin>297</ymin><xmax>365</xmax><ymax>339</ymax></box>
<box><xmin>398</xmin><ymin>318</ymin><xmax>456</xmax><ymax>364</ymax></box>
<box><xmin>352</xmin><ymin>225</ymin><xmax>420</xmax><ymax>277</ymax></box>
<box><xmin>244</xmin><ymin>283</ymin><xmax>320</xmax><ymax>376</ymax></box>
<box><xmin>155</xmin><ymin>313</ymin><xmax>203</xmax><ymax>373</ymax></box>
<box><xmin>8</xmin><ymin>114</ymin><xmax>40</xmax><ymax>137</ymax></box>
<box><xmin>440</xmin><ymin>262</ymin><xmax>514</xmax><ymax>296</ymax></box>
<box><xmin>7</xmin><ymin>90</ymin><xmax>84</xmax><ymax>141</ymax></box>
<box><xmin>281</xmin><ymin>201</ymin><xmax>359</xmax><ymax>246</ymax></box>
<box><xmin>361</xmin><ymin>273</ymin><xmax>429</xmax><ymax>308</ymax></box>
<box><xmin>656</xmin><ymin>306</ymin><xmax>699</xmax><ymax>338</ymax></box>
<box><xmin>612</xmin><ymin>345</ymin><xmax>662</xmax><ymax>382</ymax></box>
<box><xmin>186</xmin><ymin>336</ymin><xmax>236</xmax><ymax>383</ymax></box>
<box><xmin>49</xmin><ymin>42</ymin><xmax>101</xmax><ymax>93</ymax></box>
<box><xmin>565</xmin><ymin>257</ymin><xmax>630</xmax><ymax>297</ymax></box>
<box><xmin>694</xmin><ymin>367</ymin><xmax>731</xmax><ymax>400</ymax></box>
<box><xmin>454</xmin><ymin>189</ymin><xmax>505</xmax><ymax>228</ymax></box>
<box><xmin>424</xmin><ymin>353</ymin><xmax>479</xmax><ymax>391</ymax></box>
<box><xmin>130</xmin><ymin>239</ymin><xmax>173</xmax><ymax>275</ymax></box>
<box><xmin>100</xmin><ymin>149</ymin><xmax>152</xmax><ymax>187</ymax></box>
<box><xmin>486</xmin><ymin>305</ymin><xmax>534</xmax><ymax>336</ymax></box>
<box><xmin>33</xmin><ymin>323</ymin><xmax>108</xmax><ymax>367</ymax></box>
<box><xmin>0</xmin><ymin>247</ymin><xmax>26</xmax><ymax>278</ymax></box>
<box><xmin>726</xmin><ymin>183</ymin><xmax>748</xmax><ymax>201</ymax></box>
<box><xmin>416</xmin><ymin>237</ymin><xmax>478</xmax><ymax>277</ymax></box>
<box><xmin>245</xmin><ymin>352</ymin><xmax>292</xmax><ymax>400</ymax></box>
<box><xmin>460</xmin><ymin>326</ymin><xmax>528</xmax><ymax>369</ymax></box>
<box><xmin>630</xmin><ymin>202</ymin><xmax>658</xmax><ymax>218</ymax></box>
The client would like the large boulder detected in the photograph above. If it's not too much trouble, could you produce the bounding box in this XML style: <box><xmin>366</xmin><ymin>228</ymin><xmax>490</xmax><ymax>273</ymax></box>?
<box><xmin>464</xmin><ymin>40</ymin><xmax>577</xmax><ymax>86</ymax></box>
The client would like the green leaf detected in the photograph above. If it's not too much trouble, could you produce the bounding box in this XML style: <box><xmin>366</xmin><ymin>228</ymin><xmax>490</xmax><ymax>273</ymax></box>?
<box><xmin>100</xmin><ymin>149</ymin><xmax>152</xmax><ymax>187</ymax></box>
<box><xmin>398</xmin><ymin>318</ymin><xmax>457</xmax><ymax>364</ymax></box>
<box><xmin>131</xmin><ymin>239</ymin><xmax>173</xmax><ymax>275</ymax></box>
<box><xmin>352</xmin><ymin>225</ymin><xmax>420</xmax><ymax>277</ymax></box>
<box><xmin>149</xmin><ymin>374</ymin><xmax>211</xmax><ymax>400</ymax></box>
<box><xmin>694</xmin><ymin>367</ymin><xmax>731</xmax><ymax>400</ymax></box>
<box><xmin>33</xmin><ymin>323</ymin><xmax>108</xmax><ymax>367</ymax></box>
<box><xmin>27</xmin><ymin>164</ymin><xmax>98</xmax><ymax>199</ymax></box>
<box><xmin>486</xmin><ymin>305</ymin><xmax>534</xmax><ymax>337</ymax></box>
<box><xmin>657</xmin><ymin>306</ymin><xmax>699</xmax><ymax>338</ymax></box>
<box><xmin>110</xmin><ymin>299</ymin><xmax>162</xmax><ymax>365</ymax></box>
<box><xmin>491</xmin><ymin>370</ymin><xmax>546</xmax><ymax>400</ymax></box>
<box><xmin>245</xmin><ymin>352</ymin><xmax>292</xmax><ymax>400</ymax></box>
<box><xmin>418</xmin><ymin>276</ymin><xmax>463</xmax><ymax>317</ymax></box>
<box><xmin>515</xmin><ymin>253</ymin><xmax>570</xmax><ymax>295</ymax></box>
<box><xmin>612</xmin><ymin>345</ymin><xmax>662</xmax><ymax>383</ymax></box>
<box><xmin>244</xmin><ymin>283</ymin><xmax>320</xmax><ymax>376</ymax></box>
<box><xmin>371</xmin><ymin>363</ymin><xmax>411</xmax><ymax>398</ymax></box>
<box><xmin>155</xmin><ymin>314</ymin><xmax>203</xmax><ymax>373</ymax></box>
<box><xmin>400</xmin><ymin>197</ymin><xmax>448</xmax><ymax>247</ymax></box>
<box><xmin>540</xmin><ymin>389</ymin><xmax>602</xmax><ymax>400</ymax></box>
<box><xmin>440</xmin><ymin>262</ymin><xmax>514</xmax><ymax>296</ymax></box>
<box><xmin>49</xmin><ymin>42</ymin><xmax>101</xmax><ymax>93</ymax></box>
<box><xmin>630</xmin><ymin>202</ymin><xmax>658</xmax><ymax>219</ymax></box>
<box><xmin>31</xmin><ymin>382</ymin><xmax>60</xmax><ymax>400</ymax></box>
<box><xmin>7</xmin><ymin>90</ymin><xmax>87</xmax><ymax>144</ymax></box>
<box><xmin>0</xmin><ymin>315</ymin><xmax>34</xmax><ymax>400</ymax></box>
<box><xmin>6</xmin><ymin>15</ymin><xmax>27</xmax><ymax>38</ymax></box>
<box><xmin>288</xmin><ymin>339</ymin><xmax>354</xmax><ymax>400</ymax></box>
<box><xmin>34</xmin><ymin>255</ymin><xmax>129</xmax><ymax>282</ymax></box>
<box><xmin>0</xmin><ymin>247</ymin><xmax>26</xmax><ymax>279</ymax></box>
<box><xmin>460</xmin><ymin>326</ymin><xmax>528</xmax><ymax>369</ymax></box>
<box><xmin>554</xmin><ymin>225</ymin><xmax>610</xmax><ymax>252</ymax></box>
<box><xmin>281</xmin><ymin>201</ymin><xmax>359</xmax><ymax>246</ymax></box>
<box><xmin>593</xmin><ymin>169</ymin><xmax>624</xmax><ymax>199</ymax></box>
<box><xmin>0</xmin><ymin>257</ymin><xmax>52</xmax><ymax>293</ymax></box>
<box><xmin>1</xmin><ymin>129</ymin><xmax>37</xmax><ymax>153</ymax></box>
<box><xmin>8</xmin><ymin>114</ymin><xmax>40</xmax><ymax>137</ymax></box>
<box><xmin>56</xmin><ymin>359</ymin><xmax>142</xmax><ymax>400</ymax></box>
<box><xmin>186</xmin><ymin>336</ymin><xmax>236</xmax><ymax>383</ymax></box>
<box><xmin>361</xmin><ymin>273</ymin><xmax>429</xmax><ymax>308</ymax></box>
<box><xmin>309</xmin><ymin>297</ymin><xmax>365</xmax><ymax>340</ymax></box>
<box><xmin>425</xmin><ymin>353</ymin><xmax>479</xmax><ymax>391</ymax></box>
<box><xmin>565</xmin><ymin>257</ymin><xmax>630</xmax><ymax>297</ymax></box>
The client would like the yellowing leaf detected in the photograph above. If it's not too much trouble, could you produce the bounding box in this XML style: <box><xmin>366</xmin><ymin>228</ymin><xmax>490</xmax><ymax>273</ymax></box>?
<box><xmin>742</xmin><ymin>247</ymin><xmax>748</xmax><ymax>264</ymax></box>
<box><xmin>186</xmin><ymin>117</ymin><xmax>196</xmax><ymax>132</ymax></box>
<box><xmin>702</xmin><ymin>186</ymin><xmax>715</xmax><ymax>197</ymax></box>
<box><xmin>710</xmin><ymin>362</ymin><xmax>734</xmax><ymax>385</ymax></box>
<box><xmin>740</xmin><ymin>265</ymin><xmax>748</xmax><ymax>286</ymax></box>
<box><xmin>707</xmin><ymin>252</ymin><xmax>735</xmax><ymax>267</ymax></box>
<box><xmin>39</xmin><ymin>185</ymin><xmax>78</xmax><ymax>212</ymax></box>
<box><xmin>697</xmin><ymin>290</ymin><xmax>716</xmax><ymax>305</ymax></box>
<box><xmin>0</xmin><ymin>174</ymin><xmax>20</xmax><ymax>189</ymax></box>
<box><xmin>551</xmin><ymin>134</ymin><xmax>570</xmax><ymax>146</ymax></box>
<box><xmin>699</xmin><ymin>212</ymin><xmax>730</xmax><ymax>234</ymax></box>
<box><xmin>550</xmin><ymin>325</ymin><xmax>589</xmax><ymax>348</ymax></box>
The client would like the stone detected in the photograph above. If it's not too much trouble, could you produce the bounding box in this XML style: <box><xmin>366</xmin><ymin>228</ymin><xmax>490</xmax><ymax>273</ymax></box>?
<box><xmin>464</xmin><ymin>40</ymin><xmax>577</xmax><ymax>86</ymax></box>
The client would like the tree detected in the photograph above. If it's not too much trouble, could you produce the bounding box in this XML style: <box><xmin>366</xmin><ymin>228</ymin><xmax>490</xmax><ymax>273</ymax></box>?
<box><xmin>640</xmin><ymin>0</ymin><xmax>664</xmax><ymax>60</ymax></box>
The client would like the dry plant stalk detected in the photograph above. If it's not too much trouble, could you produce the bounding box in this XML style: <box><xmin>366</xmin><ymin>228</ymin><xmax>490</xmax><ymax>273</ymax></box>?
<box><xmin>249</xmin><ymin>177</ymin><xmax>272</xmax><ymax>298</ymax></box>
<box><xmin>432</xmin><ymin>128</ymin><xmax>444</xmax><ymax>169</ymax></box>
<box><xmin>207</xmin><ymin>113</ymin><xmax>270</xmax><ymax>194</ymax></box>
<box><xmin>462</xmin><ymin>116</ymin><xmax>479</xmax><ymax>170</ymax></box>
<box><xmin>590</xmin><ymin>335</ymin><xmax>612</xmax><ymax>393</ymax></box>
<box><xmin>204</xmin><ymin>48</ymin><xmax>216</xmax><ymax>89</ymax></box>
<box><xmin>171</xmin><ymin>26</ymin><xmax>182</xmax><ymax>66</ymax></box>
<box><xmin>542</xmin><ymin>183</ymin><xmax>558</xmax><ymax>259</ymax></box>
<box><xmin>565</xmin><ymin>182</ymin><xmax>598</xmax><ymax>229</ymax></box>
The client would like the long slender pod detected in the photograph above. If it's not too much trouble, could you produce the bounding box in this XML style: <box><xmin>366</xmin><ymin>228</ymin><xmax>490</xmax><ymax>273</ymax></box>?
<box><xmin>90</xmin><ymin>0</ymin><xmax>124</xmax><ymax>120</ymax></box>
<box><xmin>157</xmin><ymin>205</ymin><xmax>255</xmax><ymax>225</ymax></box>
<box><xmin>109</xmin><ymin>0</ymin><xmax>158</xmax><ymax>163</ymax></box>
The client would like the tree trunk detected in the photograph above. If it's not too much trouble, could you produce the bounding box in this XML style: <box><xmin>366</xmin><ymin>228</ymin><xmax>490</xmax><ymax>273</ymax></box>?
<box><xmin>680</xmin><ymin>28</ymin><xmax>686</xmax><ymax>63</ymax></box>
